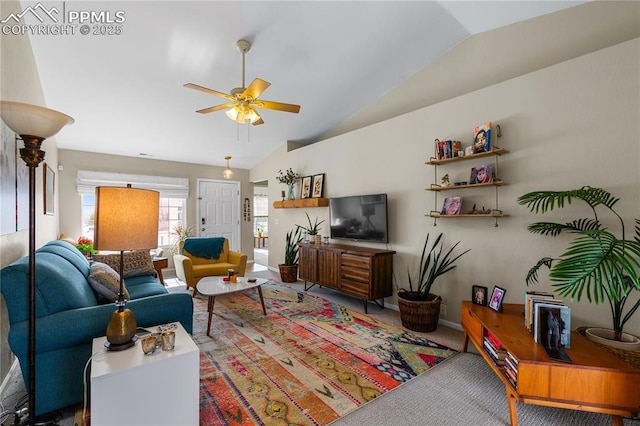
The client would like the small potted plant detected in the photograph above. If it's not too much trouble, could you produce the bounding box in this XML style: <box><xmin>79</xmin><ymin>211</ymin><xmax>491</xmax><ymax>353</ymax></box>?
<box><xmin>76</xmin><ymin>236</ymin><xmax>96</xmax><ymax>259</ymax></box>
<box><xmin>276</xmin><ymin>168</ymin><xmax>301</xmax><ymax>200</ymax></box>
<box><xmin>518</xmin><ymin>186</ymin><xmax>640</xmax><ymax>353</ymax></box>
<box><xmin>170</xmin><ymin>225</ymin><xmax>194</xmax><ymax>254</ymax></box>
<box><xmin>296</xmin><ymin>212</ymin><xmax>325</xmax><ymax>244</ymax></box>
<box><xmin>256</xmin><ymin>226</ymin><xmax>264</xmax><ymax>237</ymax></box>
<box><xmin>279</xmin><ymin>227</ymin><xmax>304</xmax><ymax>283</ymax></box>
<box><xmin>398</xmin><ymin>233</ymin><xmax>469</xmax><ymax>332</ymax></box>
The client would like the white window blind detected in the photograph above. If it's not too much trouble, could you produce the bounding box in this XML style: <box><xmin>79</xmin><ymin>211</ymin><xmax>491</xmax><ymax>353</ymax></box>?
<box><xmin>77</xmin><ymin>170</ymin><xmax>189</xmax><ymax>199</ymax></box>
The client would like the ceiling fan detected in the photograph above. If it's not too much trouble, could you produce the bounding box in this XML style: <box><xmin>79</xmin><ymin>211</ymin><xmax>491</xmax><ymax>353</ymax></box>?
<box><xmin>184</xmin><ymin>39</ymin><xmax>300</xmax><ymax>125</ymax></box>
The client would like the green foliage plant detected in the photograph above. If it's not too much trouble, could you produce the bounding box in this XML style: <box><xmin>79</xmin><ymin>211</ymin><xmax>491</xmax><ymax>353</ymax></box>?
<box><xmin>518</xmin><ymin>186</ymin><xmax>640</xmax><ymax>341</ymax></box>
<box><xmin>283</xmin><ymin>227</ymin><xmax>304</xmax><ymax>266</ymax></box>
<box><xmin>402</xmin><ymin>233</ymin><xmax>470</xmax><ymax>301</ymax></box>
<box><xmin>296</xmin><ymin>212</ymin><xmax>325</xmax><ymax>236</ymax></box>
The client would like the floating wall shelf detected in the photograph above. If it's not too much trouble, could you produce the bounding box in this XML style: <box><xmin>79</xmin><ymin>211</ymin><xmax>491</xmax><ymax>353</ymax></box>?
<box><xmin>273</xmin><ymin>198</ymin><xmax>329</xmax><ymax>209</ymax></box>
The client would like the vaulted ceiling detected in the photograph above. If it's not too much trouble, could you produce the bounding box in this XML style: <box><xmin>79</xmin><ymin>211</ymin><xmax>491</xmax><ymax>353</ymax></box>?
<box><xmin>20</xmin><ymin>1</ymin><xmax>637</xmax><ymax>169</ymax></box>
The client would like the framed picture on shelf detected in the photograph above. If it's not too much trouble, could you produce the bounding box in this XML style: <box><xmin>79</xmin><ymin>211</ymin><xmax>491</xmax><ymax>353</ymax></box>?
<box><xmin>311</xmin><ymin>173</ymin><xmax>324</xmax><ymax>198</ymax></box>
<box><xmin>441</xmin><ymin>196</ymin><xmax>462</xmax><ymax>215</ymax></box>
<box><xmin>472</xmin><ymin>285</ymin><xmax>488</xmax><ymax>306</ymax></box>
<box><xmin>300</xmin><ymin>176</ymin><xmax>312</xmax><ymax>199</ymax></box>
<box><xmin>473</xmin><ymin>122</ymin><xmax>492</xmax><ymax>153</ymax></box>
<box><xmin>469</xmin><ymin>163</ymin><xmax>494</xmax><ymax>184</ymax></box>
<box><xmin>488</xmin><ymin>285</ymin><xmax>506</xmax><ymax>312</ymax></box>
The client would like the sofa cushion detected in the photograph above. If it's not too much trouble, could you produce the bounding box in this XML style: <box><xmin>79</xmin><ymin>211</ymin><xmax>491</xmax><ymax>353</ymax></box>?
<box><xmin>125</xmin><ymin>275</ymin><xmax>168</xmax><ymax>299</ymax></box>
<box><xmin>93</xmin><ymin>250</ymin><xmax>155</xmax><ymax>278</ymax></box>
<box><xmin>88</xmin><ymin>262</ymin><xmax>130</xmax><ymax>302</ymax></box>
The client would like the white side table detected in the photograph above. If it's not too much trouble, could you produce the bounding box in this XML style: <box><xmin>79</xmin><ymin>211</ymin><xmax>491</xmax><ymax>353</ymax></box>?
<box><xmin>90</xmin><ymin>322</ymin><xmax>199</xmax><ymax>425</ymax></box>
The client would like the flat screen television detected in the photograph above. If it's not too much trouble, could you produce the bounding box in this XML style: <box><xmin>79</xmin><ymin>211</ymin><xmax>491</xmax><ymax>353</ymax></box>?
<box><xmin>329</xmin><ymin>194</ymin><xmax>388</xmax><ymax>243</ymax></box>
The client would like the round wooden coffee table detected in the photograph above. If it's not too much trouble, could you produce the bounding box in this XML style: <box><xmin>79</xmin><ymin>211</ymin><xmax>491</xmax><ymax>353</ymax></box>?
<box><xmin>196</xmin><ymin>277</ymin><xmax>269</xmax><ymax>336</ymax></box>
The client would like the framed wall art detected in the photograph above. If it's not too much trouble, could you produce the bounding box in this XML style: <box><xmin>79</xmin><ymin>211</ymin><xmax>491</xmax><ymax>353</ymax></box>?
<box><xmin>301</xmin><ymin>176</ymin><xmax>312</xmax><ymax>199</ymax></box>
<box><xmin>44</xmin><ymin>163</ymin><xmax>55</xmax><ymax>215</ymax></box>
<box><xmin>311</xmin><ymin>173</ymin><xmax>324</xmax><ymax>198</ymax></box>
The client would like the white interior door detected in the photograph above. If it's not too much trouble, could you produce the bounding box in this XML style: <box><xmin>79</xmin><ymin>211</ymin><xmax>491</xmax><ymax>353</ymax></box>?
<box><xmin>197</xmin><ymin>179</ymin><xmax>240</xmax><ymax>251</ymax></box>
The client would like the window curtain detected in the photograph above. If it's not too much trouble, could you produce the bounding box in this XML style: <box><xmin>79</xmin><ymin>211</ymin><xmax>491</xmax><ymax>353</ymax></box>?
<box><xmin>77</xmin><ymin>170</ymin><xmax>189</xmax><ymax>199</ymax></box>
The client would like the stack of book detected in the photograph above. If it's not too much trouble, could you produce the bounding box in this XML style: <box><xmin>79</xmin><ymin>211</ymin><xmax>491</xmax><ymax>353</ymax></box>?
<box><xmin>503</xmin><ymin>351</ymin><xmax>518</xmax><ymax>388</ymax></box>
<box><xmin>524</xmin><ymin>291</ymin><xmax>571</xmax><ymax>349</ymax></box>
<box><xmin>483</xmin><ymin>330</ymin><xmax>507</xmax><ymax>367</ymax></box>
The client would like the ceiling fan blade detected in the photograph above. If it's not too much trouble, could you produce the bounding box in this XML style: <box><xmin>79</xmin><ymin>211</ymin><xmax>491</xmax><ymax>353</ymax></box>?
<box><xmin>244</xmin><ymin>78</ymin><xmax>271</xmax><ymax>100</ymax></box>
<box><xmin>251</xmin><ymin>108</ymin><xmax>264</xmax><ymax>126</ymax></box>
<box><xmin>196</xmin><ymin>103</ymin><xmax>236</xmax><ymax>114</ymax></box>
<box><xmin>255</xmin><ymin>100</ymin><xmax>301</xmax><ymax>114</ymax></box>
<box><xmin>184</xmin><ymin>83</ymin><xmax>235</xmax><ymax>101</ymax></box>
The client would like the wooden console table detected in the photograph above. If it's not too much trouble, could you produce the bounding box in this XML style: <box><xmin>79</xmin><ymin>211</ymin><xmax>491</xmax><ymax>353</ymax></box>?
<box><xmin>461</xmin><ymin>301</ymin><xmax>640</xmax><ymax>426</ymax></box>
<box><xmin>298</xmin><ymin>242</ymin><xmax>395</xmax><ymax>313</ymax></box>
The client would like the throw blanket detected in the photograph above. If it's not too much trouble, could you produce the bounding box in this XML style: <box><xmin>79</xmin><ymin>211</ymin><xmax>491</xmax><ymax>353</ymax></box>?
<box><xmin>182</xmin><ymin>237</ymin><xmax>225</xmax><ymax>259</ymax></box>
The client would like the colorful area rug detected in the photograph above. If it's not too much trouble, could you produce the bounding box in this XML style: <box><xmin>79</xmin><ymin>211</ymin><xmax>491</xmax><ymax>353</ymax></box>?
<box><xmin>192</xmin><ymin>281</ymin><xmax>457</xmax><ymax>425</ymax></box>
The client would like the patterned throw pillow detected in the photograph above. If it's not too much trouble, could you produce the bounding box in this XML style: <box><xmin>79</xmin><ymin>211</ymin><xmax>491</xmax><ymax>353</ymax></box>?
<box><xmin>93</xmin><ymin>250</ymin><xmax>155</xmax><ymax>278</ymax></box>
<box><xmin>88</xmin><ymin>262</ymin><xmax>130</xmax><ymax>302</ymax></box>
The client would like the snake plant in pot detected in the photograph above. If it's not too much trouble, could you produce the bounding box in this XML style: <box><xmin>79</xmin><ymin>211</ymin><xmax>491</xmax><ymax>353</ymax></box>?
<box><xmin>279</xmin><ymin>227</ymin><xmax>304</xmax><ymax>283</ymax></box>
<box><xmin>518</xmin><ymin>186</ymin><xmax>640</xmax><ymax>351</ymax></box>
<box><xmin>398</xmin><ymin>232</ymin><xmax>469</xmax><ymax>332</ymax></box>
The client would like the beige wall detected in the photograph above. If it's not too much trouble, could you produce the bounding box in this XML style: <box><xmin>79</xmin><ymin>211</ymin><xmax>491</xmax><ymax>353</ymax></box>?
<box><xmin>57</xmin><ymin>149</ymin><xmax>255</xmax><ymax>267</ymax></box>
<box><xmin>252</xmin><ymin>38</ymin><xmax>640</xmax><ymax>336</ymax></box>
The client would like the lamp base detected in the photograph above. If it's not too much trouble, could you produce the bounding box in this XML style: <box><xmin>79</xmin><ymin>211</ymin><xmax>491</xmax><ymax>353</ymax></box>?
<box><xmin>105</xmin><ymin>307</ymin><xmax>137</xmax><ymax>351</ymax></box>
<box><xmin>104</xmin><ymin>335</ymin><xmax>138</xmax><ymax>351</ymax></box>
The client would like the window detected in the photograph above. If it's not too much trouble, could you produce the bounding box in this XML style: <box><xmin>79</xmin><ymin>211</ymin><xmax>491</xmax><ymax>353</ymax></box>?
<box><xmin>77</xmin><ymin>170</ymin><xmax>190</xmax><ymax>248</ymax></box>
<box><xmin>253</xmin><ymin>192</ymin><xmax>268</xmax><ymax>236</ymax></box>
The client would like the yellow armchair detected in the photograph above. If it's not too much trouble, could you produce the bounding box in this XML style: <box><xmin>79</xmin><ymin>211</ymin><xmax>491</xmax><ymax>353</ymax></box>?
<box><xmin>173</xmin><ymin>237</ymin><xmax>247</xmax><ymax>297</ymax></box>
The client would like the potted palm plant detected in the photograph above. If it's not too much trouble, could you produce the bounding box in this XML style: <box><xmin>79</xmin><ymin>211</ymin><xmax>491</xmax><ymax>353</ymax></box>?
<box><xmin>398</xmin><ymin>233</ymin><xmax>469</xmax><ymax>332</ymax></box>
<box><xmin>296</xmin><ymin>212</ymin><xmax>325</xmax><ymax>244</ymax></box>
<box><xmin>279</xmin><ymin>227</ymin><xmax>304</xmax><ymax>283</ymax></box>
<box><xmin>518</xmin><ymin>186</ymin><xmax>640</xmax><ymax>353</ymax></box>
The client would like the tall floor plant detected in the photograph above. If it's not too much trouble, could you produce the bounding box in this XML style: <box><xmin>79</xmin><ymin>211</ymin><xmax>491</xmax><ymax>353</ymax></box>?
<box><xmin>518</xmin><ymin>186</ymin><xmax>640</xmax><ymax>341</ymax></box>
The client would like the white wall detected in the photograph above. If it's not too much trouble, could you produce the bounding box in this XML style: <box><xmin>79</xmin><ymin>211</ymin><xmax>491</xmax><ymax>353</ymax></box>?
<box><xmin>252</xmin><ymin>38</ymin><xmax>640</xmax><ymax>335</ymax></box>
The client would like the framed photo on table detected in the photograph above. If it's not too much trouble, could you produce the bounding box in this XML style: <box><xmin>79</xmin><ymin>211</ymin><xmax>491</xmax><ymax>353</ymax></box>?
<box><xmin>301</xmin><ymin>176</ymin><xmax>312</xmax><ymax>199</ymax></box>
<box><xmin>472</xmin><ymin>285</ymin><xmax>488</xmax><ymax>306</ymax></box>
<box><xmin>43</xmin><ymin>163</ymin><xmax>55</xmax><ymax>215</ymax></box>
<box><xmin>311</xmin><ymin>173</ymin><xmax>324</xmax><ymax>198</ymax></box>
<box><xmin>488</xmin><ymin>285</ymin><xmax>506</xmax><ymax>312</ymax></box>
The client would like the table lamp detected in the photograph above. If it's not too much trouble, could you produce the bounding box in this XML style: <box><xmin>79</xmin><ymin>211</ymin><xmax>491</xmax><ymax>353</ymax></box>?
<box><xmin>93</xmin><ymin>185</ymin><xmax>159</xmax><ymax>350</ymax></box>
<box><xmin>0</xmin><ymin>101</ymin><xmax>73</xmax><ymax>424</ymax></box>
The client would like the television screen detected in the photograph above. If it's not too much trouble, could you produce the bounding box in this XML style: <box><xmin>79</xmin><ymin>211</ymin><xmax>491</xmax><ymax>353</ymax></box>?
<box><xmin>329</xmin><ymin>194</ymin><xmax>388</xmax><ymax>243</ymax></box>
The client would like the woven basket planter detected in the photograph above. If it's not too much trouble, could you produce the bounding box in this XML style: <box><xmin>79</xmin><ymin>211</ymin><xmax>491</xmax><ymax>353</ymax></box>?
<box><xmin>576</xmin><ymin>327</ymin><xmax>640</xmax><ymax>370</ymax></box>
<box><xmin>278</xmin><ymin>264</ymin><xmax>299</xmax><ymax>283</ymax></box>
<box><xmin>398</xmin><ymin>293</ymin><xmax>442</xmax><ymax>332</ymax></box>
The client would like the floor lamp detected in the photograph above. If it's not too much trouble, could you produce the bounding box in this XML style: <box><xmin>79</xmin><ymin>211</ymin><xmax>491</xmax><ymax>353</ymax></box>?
<box><xmin>93</xmin><ymin>185</ymin><xmax>159</xmax><ymax>350</ymax></box>
<box><xmin>0</xmin><ymin>101</ymin><xmax>74</xmax><ymax>425</ymax></box>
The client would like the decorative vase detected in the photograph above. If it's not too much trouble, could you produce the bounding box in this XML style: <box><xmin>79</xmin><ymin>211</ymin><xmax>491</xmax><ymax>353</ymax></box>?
<box><xmin>288</xmin><ymin>184</ymin><xmax>296</xmax><ymax>200</ymax></box>
<box><xmin>313</xmin><ymin>235</ymin><xmax>321</xmax><ymax>244</ymax></box>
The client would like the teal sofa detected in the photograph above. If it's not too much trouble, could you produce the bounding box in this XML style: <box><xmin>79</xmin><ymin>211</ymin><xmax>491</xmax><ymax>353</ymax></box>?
<box><xmin>0</xmin><ymin>240</ymin><xmax>194</xmax><ymax>416</ymax></box>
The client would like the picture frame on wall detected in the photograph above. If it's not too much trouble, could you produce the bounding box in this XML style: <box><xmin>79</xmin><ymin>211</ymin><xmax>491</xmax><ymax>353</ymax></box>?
<box><xmin>488</xmin><ymin>285</ymin><xmax>507</xmax><ymax>312</ymax></box>
<box><xmin>472</xmin><ymin>285</ymin><xmax>488</xmax><ymax>306</ymax></box>
<box><xmin>44</xmin><ymin>163</ymin><xmax>55</xmax><ymax>215</ymax></box>
<box><xmin>301</xmin><ymin>176</ymin><xmax>312</xmax><ymax>199</ymax></box>
<box><xmin>311</xmin><ymin>173</ymin><xmax>324</xmax><ymax>198</ymax></box>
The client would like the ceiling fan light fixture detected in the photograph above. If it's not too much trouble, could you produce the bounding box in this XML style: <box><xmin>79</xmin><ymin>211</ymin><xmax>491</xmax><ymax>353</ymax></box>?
<box><xmin>222</xmin><ymin>155</ymin><xmax>234</xmax><ymax>179</ymax></box>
